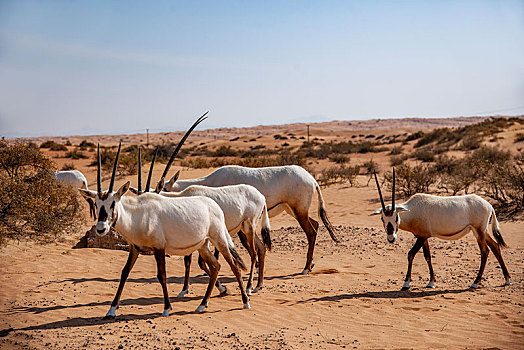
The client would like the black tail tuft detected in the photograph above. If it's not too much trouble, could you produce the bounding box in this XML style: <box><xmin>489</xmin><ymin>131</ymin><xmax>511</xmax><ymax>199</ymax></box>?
<box><xmin>493</xmin><ymin>229</ymin><xmax>508</xmax><ymax>248</ymax></box>
<box><xmin>320</xmin><ymin>206</ymin><xmax>339</xmax><ymax>243</ymax></box>
<box><xmin>229</xmin><ymin>246</ymin><xmax>247</xmax><ymax>271</ymax></box>
<box><xmin>261</xmin><ymin>226</ymin><xmax>272</xmax><ymax>251</ymax></box>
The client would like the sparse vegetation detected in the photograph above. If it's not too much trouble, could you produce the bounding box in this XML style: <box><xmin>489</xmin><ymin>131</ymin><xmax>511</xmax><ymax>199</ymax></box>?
<box><xmin>0</xmin><ymin>139</ymin><xmax>83</xmax><ymax>245</ymax></box>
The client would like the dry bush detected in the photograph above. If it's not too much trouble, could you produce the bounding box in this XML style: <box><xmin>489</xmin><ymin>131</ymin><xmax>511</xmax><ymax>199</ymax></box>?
<box><xmin>390</xmin><ymin>155</ymin><xmax>407</xmax><ymax>166</ymax></box>
<box><xmin>514</xmin><ymin>133</ymin><xmax>524</xmax><ymax>143</ymax></box>
<box><xmin>389</xmin><ymin>145</ymin><xmax>403</xmax><ymax>155</ymax></box>
<box><xmin>64</xmin><ymin>148</ymin><xmax>88</xmax><ymax>160</ymax></box>
<box><xmin>411</xmin><ymin>148</ymin><xmax>435</xmax><ymax>162</ymax></box>
<box><xmin>386</xmin><ymin>164</ymin><xmax>437</xmax><ymax>198</ymax></box>
<box><xmin>329</xmin><ymin>154</ymin><xmax>349</xmax><ymax>164</ymax></box>
<box><xmin>318</xmin><ymin>164</ymin><xmax>360</xmax><ymax>187</ymax></box>
<box><xmin>61</xmin><ymin>163</ymin><xmax>75</xmax><ymax>171</ymax></box>
<box><xmin>0</xmin><ymin>139</ymin><xmax>83</xmax><ymax>246</ymax></box>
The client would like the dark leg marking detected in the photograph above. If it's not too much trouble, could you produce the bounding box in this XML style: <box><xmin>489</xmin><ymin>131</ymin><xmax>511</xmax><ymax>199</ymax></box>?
<box><xmin>402</xmin><ymin>237</ymin><xmax>426</xmax><ymax>291</ymax></box>
<box><xmin>154</xmin><ymin>248</ymin><xmax>172</xmax><ymax>316</ymax></box>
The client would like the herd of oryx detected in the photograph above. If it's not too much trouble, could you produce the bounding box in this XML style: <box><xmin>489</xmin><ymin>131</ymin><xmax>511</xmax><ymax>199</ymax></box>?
<box><xmin>55</xmin><ymin>114</ymin><xmax>511</xmax><ymax>319</ymax></box>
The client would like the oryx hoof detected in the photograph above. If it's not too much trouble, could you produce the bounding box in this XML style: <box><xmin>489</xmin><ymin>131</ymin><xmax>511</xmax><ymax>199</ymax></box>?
<box><xmin>504</xmin><ymin>278</ymin><xmax>511</xmax><ymax>286</ymax></box>
<box><xmin>218</xmin><ymin>285</ymin><xmax>228</xmax><ymax>296</ymax></box>
<box><xmin>300</xmin><ymin>268</ymin><xmax>310</xmax><ymax>275</ymax></box>
<box><xmin>177</xmin><ymin>290</ymin><xmax>188</xmax><ymax>298</ymax></box>
<box><xmin>102</xmin><ymin>314</ymin><xmax>116</xmax><ymax>320</ymax></box>
<box><xmin>401</xmin><ymin>281</ymin><xmax>410</xmax><ymax>291</ymax></box>
<box><xmin>243</xmin><ymin>302</ymin><xmax>251</xmax><ymax>310</ymax></box>
<box><xmin>246</xmin><ymin>288</ymin><xmax>252</xmax><ymax>296</ymax></box>
<box><xmin>426</xmin><ymin>281</ymin><xmax>435</xmax><ymax>289</ymax></box>
<box><xmin>470</xmin><ymin>283</ymin><xmax>479</xmax><ymax>289</ymax></box>
<box><xmin>104</xmin><ymin>306</ymin><xmax>117</xmax><ymax>319</ymax></box>
<box><xmin>161</xmin><ymin>308</ymin><xmax>171</xmax><ymax>317</ymax></box>
<box><xmin>252</xmin><ymin>286</ymin><xmax>262</xmax><ymax>293</ymax></box>
<box><xmin>195</xmin><ymin>304</ymin><xmax>207</xmax><ymax>313</ymax></box>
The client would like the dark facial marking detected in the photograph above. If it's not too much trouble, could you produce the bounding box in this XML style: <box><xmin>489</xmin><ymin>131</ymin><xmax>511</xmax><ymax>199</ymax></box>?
<box><xmin>386</xmin><ymin>222</ymin><xmax>395</xmax><ymax>236</ymax></box>
<box><xmin>98</xmin><ymin>206</ymin><xmax>108</xmax><ymax>222</ymax></box>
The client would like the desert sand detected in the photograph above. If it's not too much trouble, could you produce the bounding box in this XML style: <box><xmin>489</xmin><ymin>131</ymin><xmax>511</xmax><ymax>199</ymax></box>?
<box><xmin>1</xmin><ymin>117</ymin><xmax>523</xmax><ymax>349</ymax></box>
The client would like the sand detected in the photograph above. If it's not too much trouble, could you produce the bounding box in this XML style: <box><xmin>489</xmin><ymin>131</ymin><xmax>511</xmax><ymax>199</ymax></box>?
<box><xmin>1</xmin><ymin>117</ymin><xmax>523</xmax><ymax>349</ymax></box>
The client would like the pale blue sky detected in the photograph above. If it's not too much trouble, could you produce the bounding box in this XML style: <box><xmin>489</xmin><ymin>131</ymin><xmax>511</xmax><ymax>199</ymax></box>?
<box><xmin>1</xmin><ymin>1</ymin><xmax>523</xmax><ymax>137</ymax></box>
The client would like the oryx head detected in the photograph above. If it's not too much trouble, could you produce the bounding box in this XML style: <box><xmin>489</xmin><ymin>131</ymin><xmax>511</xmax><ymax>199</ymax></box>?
<box><xmin>370</xmin><ymin>169</ymin><xmax>409</xmax><ymax>243</ymax></box>
<box><xmin>80</xmin><ymin>142</ymin><xmax>130</xmax><ymax>235</ymax></box>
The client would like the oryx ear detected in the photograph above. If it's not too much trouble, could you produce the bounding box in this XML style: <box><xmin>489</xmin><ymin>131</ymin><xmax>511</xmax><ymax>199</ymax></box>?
<box><xmin>79</xmin><ymin>189</ymin><xmax>96</xmax><ymax>199</ymax></box>
<box><xmin>169</xmin><ymin>170</ymin><xmax>180</xmax><ymax>186</ymax></box>
<box><xmin>115</xmin><ymin>181</ymin><xmax>130</xmax><ymax>199</ymax></box>
<box><xmin>129</xmin><ymin>187</ymin><xmax>139</xmax><ymax>195</ymax></box>
<box><xmin>155</xmin><ymin>177</ymin><xmax>165</xmax><ymax>194</ymax></box>
<box><xmin>369</xmin><ymin>208</ymin><xmax>383</xmax><ymax>216</ymax></box>
<box><xmin>396</xmin><ymin>204</ymin><xmax>409</xmax><ymax>212</ymax></box>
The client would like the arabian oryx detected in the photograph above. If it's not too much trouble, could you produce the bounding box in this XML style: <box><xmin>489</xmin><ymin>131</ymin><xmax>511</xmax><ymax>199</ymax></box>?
<box><xmin>54</xmin><ymin>170</ymin><xmax>96</xmax><ymax>218</ymax></box>
<box><xmin>159</xmin><ymin>165</ymin><xmax>338</xmax><ymax>275</ymax></box>
<box><xmin>81</xmin><ymin>115</ymin><xmax>251</xmax><ymax>317</ymax></box>
<box><xmin>131</xmin><ymin>150</ymin><xmax>271</xmax><ymax>297</ymax></box>
<box><xmin>371</xmin><ymin>169</ymin><xmax>511</xmax><ymax>290</ymax></box>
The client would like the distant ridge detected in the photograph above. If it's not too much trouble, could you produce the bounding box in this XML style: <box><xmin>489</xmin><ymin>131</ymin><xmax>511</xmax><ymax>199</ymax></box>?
<box><xmin>17</xmin><ymin>115</ymin><xmax>524</xmax><ymax>146</ymax></box>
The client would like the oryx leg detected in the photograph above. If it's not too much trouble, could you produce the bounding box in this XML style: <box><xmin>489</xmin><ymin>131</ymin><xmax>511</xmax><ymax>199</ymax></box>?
<box><xmin>154</xmin><ymin>249</ymin><xmax>172</xmax><ymax>317</ymax></box>
<box><xmin>422</xmin><ymin>240</ymin><xmax>436</xmax><ymax>288</ymax></box>
<box><xmin>471</xmin><ymin>229</ymin><xmax>489</xmax><ymax>289</ymax></box>
<box><xmin>195</xmin><ymin>245</ymin><xmax>220</xmax><ymax>313</ymax></box>
<box><xmin>253</xmin><ymin>234</ymin><xmax>266</xmax><ymax>293</ymax></box>
<box><xmin>177</xmin><ymin>254</ymin><xmax>192</xmax><ymax>297</ymax></box>
<box><xmin>214</xmin><ymin>240</ymin><xmax>250</xmax><ymax>309</ymax></box>
<box><xmin>105</xmin><ymin>245</ymin><xmax>139</xmax><ymax>319</ymax></box>
<box><xmin>296</xmin><ymin>212</ymin><xmax>318</xmax><ymax>275</ymax></box>
<box><xmin>402</xmin><ymin>237</ymin><xmax>426</xmax><ymax>291</ymax></box>
<box><xmin>240</xmin><ymin>220</ymin><xmax>257</xmax><ymax>296</ymax></box>
<box><xmin>485</xmin><ymin>235</ymin><xmax>511</xmax><ymax>286</ymax></box>
<box><xmin>198</xmin><ymin>250</ymin><xmax>227</xmax><ymax>295</ymax></box>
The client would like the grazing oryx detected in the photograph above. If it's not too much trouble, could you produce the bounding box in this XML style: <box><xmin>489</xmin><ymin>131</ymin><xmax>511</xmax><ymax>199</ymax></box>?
<box><xmin>81</xmin><ymin>115</ymin><xmax>251</xmax><ymax>318</ymax></box>
<box><xmin>131</xmin><ymin>152</ymin><xmax>271</xmax><ymax>297</ymax></box>
<box><xmin>54</xmin><ymin>170</ymin><xmax>89</xmax><ymax>189</ymax></box>
<box><xmin>54</xmin><ymin>170</ymin><xmax>96</xmax><ymax>218</ymax></box>
<box><xmin>371</xmin><ymin>169</ymin><xmax>511</xmax><ymax>290</ymax></box>
<box><xmin>160</xmin><ymin>165</ymin><xmax>338</xmax><ymax>275</ymax></box>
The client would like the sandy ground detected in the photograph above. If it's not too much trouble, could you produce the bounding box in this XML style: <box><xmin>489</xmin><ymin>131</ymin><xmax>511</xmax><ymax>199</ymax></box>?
<box><xmin>1</xmin><ymin>177</ymin><xmax>522</xmax><ymax>349</ymax></box>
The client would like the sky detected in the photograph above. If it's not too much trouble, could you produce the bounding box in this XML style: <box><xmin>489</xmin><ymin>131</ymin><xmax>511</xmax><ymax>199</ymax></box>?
<box><xmin>0</xmin><ymin>1</ymin><xmax>523</xmax><ymax>137</ymax></box>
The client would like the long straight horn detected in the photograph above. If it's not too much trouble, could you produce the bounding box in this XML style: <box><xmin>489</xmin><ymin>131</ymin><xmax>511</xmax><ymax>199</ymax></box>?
<box><xmin>108</xmin><ymin>141</ymin><xmax>122</xmax><ymax>193</ymax></box>
<box><xmin>392</xmin><ymin>168</ymin><xmax>396</xmax><ymax>211</ymax></box>
<box><xmin>160</xmin><ymin>111</ymin><xmax>208</xmax><ymax>181</ymax></box>
<box><xmin>137</xmin><ymin>147</ymin><xmax>142</xmax><ymax>193</ymax></box>
<box><xmin>145</xmin><ymin>147</ymin><xmax>158</xmax><ymax>192</ymax></box>
<box><xmin>373</xmin><ymin>170</ymin><xmax>386</xmax><ymax>212</ymax></box>
<box><xmin>97</xmin><ymin>144</ymin><xmax>102</xmax><ymax>194</ymax></box>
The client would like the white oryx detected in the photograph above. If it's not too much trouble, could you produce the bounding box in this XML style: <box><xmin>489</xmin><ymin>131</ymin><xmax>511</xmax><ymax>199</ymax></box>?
<box><xmin>54</xmin><ymin>170</ymin><xmax>89</xmax><ymax>189</ymax></box>
<box><xmin>160</xmin><ymin>165</ymin><xmax>338</xmax><ymax>275</ymax></box>
<box><xmin>371</xmin><ymin>169</ymin><xmax>511</xmax><ymax>290</ymax></box>
<box><xmin>54</xmin><ymin>169</ymin><xmax>96</xmax><ymax>218</ymax></box>
<box><xmin>81</xmin><ymin>115</ymin><xmax>251</xmax><ymax>318</ymax></box>
<box><xmin>131</xmin><ymin>155</ymin><xmax>271</xmax><ymax>297</ymax></box>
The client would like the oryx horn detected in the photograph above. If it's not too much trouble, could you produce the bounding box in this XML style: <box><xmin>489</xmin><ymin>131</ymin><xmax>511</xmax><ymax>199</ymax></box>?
<box><xmin>392</xmin><ymin>168</ymin><xmax>396</xmax><ymax>211</ymax></box>
<box><xmin>108</xmin><ymin>141</ymin><xmax>122</xmax><ymax>193</ymax></box>
<box><xmin>373</xmin><ymin>170</ymin><xmax>386</xmax><ymax>212</ymax></box>
<box><xmin>137</xmin><ymin>147</ymin><xmax>142</xmax><ymax>193</ymax></box>
<box><xmin>145</xmin><ymin>147</ymin><xmax>159</xmax><ymax>193</ymax></box>
<box><xmin>97</xmin><ymin>144</ymin><xmax>102</xmax><ymax>194</ymax></box>
<box><xmin>157</xmin><ymin>111</ymin><xmax>208</xmax><ymax>192</ymax></box>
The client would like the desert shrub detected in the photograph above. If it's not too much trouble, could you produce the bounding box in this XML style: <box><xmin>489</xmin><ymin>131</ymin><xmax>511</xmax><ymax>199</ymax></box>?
<box><xmin>514</xmin><ymin>133</ymin><xmax>524</xmax><ymax>143</ymax></box>
<box><xmin>361</xmin><ymin>159</ymin><xmax>378</xmax><ymax>175</ymax></box>
<box><xmin>329</xmin><ymin>154</ymin><xmax>349</xmax><ymax>164</ymax></box>
<box><xmin>386</xmin><ymin>163</ymin><xmax>437</xmax><ymax>197</ymax></box>
<box><xmin>457</xmin><ymin>134</ymin><xmax>482</xmax><ymax>150</ymax></box>
<box><xmin>89</xmin><ymin>147</ymin><xmax>138</xmax><ymax>175</ymax></box>
<box><xmin>208</xmin><ymin>145</ymin><xmax>238</xmax><ymax>157</ymax></box>
<box><xmin>435</xmin><ymin>155</ymin><xmax>477</xmax><ymax>195</ymax></box>
<box><xmin>61</xmin><ymin>163</ymin><xmax>75</xmax><ymax>171</ymax></box>
<box><xmin>40</xmin><ymin>140</ymin><xmax>57</xmax><ymax>148</ymax></box>
<box><xmin>64</xmin><ymin>148</ymin><xmax>88</xmax><ymax>160</ymax></box>
<box><xmin>390</xmin><ymin>155</ymin><xmax>407</xmax><ymax>166</ymax></box>
<box><xmin>412</xmin><ymin>148</ymin><xmax>435</xmax><ymax>162</ymax></box>
<box><xmin>406</xmin><ymin>131</ymin><xmax>424</xmax><ymax>142</ymax></box>
<box><xmin>0</xmin><ymin>139</ymin><xmax>83</xmax><ymax>245</ymax></box>
<box><xmin>389</xmin><ymin>145</ymin><xmax>403</xmax><ymax>155</ymax></box>
<box><xmin>78</xmin><ymin>140</ymin><xmax>96</xmax><ymax>149</ymax></box>
<box><xmin>50</xmin><ymin>143</ymin><xmax>68</xmax><ymax>151</ymax></box>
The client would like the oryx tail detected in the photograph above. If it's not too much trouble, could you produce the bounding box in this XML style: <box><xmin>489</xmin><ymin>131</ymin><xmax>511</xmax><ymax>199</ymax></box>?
<box><xmin>490</xmin><ymin>209</ymin><xmax>507</xmax><ymax>248</ymax></box>
<box><xmin>316</xmin><ymin>185</ymin><xmax>339</xmax><ymax>243</ymax></box>
<box><xmin>260</xmin><ymin>204</ymin><xmax>272</xmax><ymax>251</ymax></box>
